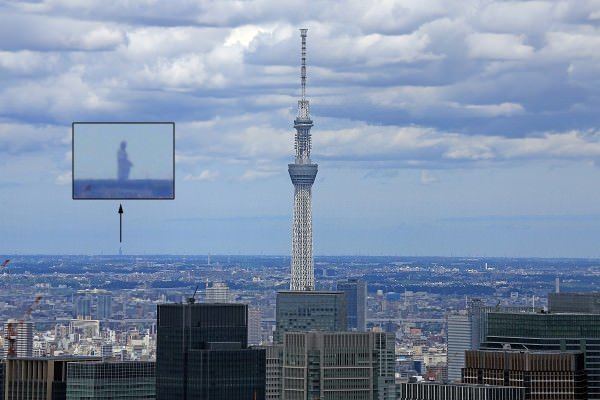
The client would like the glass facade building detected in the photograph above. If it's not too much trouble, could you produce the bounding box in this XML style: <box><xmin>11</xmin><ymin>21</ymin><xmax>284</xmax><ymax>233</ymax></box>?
<box><xmin>337</xmin><ymin>279</ymin><xmax>367</xmax><ymax>331</ymax></box>
<box><xmin>66</xmin><ymin>361</ymin><xmax>155</xmax><ymax>399</ymax></box>
<box><xmin>548</xmin><ymin>292</ymin><xmax>600</xmax><ymax>314</ymax></box>
<box><xmin>482</xmin><ymin>312</ymin><xmax>600</xmax><ymax>399</ymax></box>
<box><xmin>275</xmin><ymin>291</ymin><xmax>347</xmax><ymax>343</ymax></box>
<box><xmin>156</xmin><ymin>302</ymin><xmax>265</xmax><ymax>400</ymax></box>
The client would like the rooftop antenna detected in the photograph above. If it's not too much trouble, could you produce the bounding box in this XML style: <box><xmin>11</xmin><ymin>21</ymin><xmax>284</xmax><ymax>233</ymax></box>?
<box><xmin>555</xmin><ymin>277</ymin><xmax>560</xmax><ymax>294</ymax></box>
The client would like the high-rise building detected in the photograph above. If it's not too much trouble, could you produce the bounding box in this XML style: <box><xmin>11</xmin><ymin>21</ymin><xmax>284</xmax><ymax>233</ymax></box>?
<box><xmin>548</xmin><ymin>292</ymin><xmax>600</xmax><ymax>313</ymax></box>
<box><xmin>289</xmin><ymin>28</ymin><xmax>318</xmax><ymax>292</ymax></box>
<box><xmin>95</xmin><ymin>293</ymin><xmax>112</xmax><ymax>320</ymax></box>
<box><xmin>261</xmin><ymin>344</ymin><xmax>283</xmax><ymax>400</ymax></box>
<box><xmin>3</xmin><ymin>356</ymin><xmax>100</xmax><ymax>400</ymax></box>
<box><xmin>446</xmin><ymin>300</ymin><xmax>531</xmax><ymax>382</ymax></box>
<box><xmin>156</xmin><ymin>302</ymin><xmax>265</xmax><ymax>400</ymax></box>
<box><xmin>481</xmin><ymin>311</ymin><xmax>600</xmax><ymax>399</ymax></box>
<box><xmin>281</xmin><ymin>331</ymin><xmax>396</xmax><ymax>400</ymax></box>
<box><xmin>447</xmin><ymin>312</ymin><xmax>476</xmax><ymax>382</ymax></box>
<box><xmin>275</xmin><ymin>291</ymin><xmax>347</xmax><ymax>343</ymax></box>
<box><xmin>248</xmin><ymin>306</ymin><xmax>262</xmax><ymax>346</ymax></box>
<box><xmin>74</xmin><ymin>295</ymin><xmax>92</xmax><ymax>320</ymax></box>
<box><xmin>337</xmin><ymin>278</ymin><xmax>367</xmax><ymax>331</ymax></box>
<box><xmin>397</xmin><ymin>381</ymin><xmax>525</xmax><ymax>400</ymax></box>
<box><xmin>463</xmin><ymin>349</ymin><xmax>586</xmax><ymax>400</ymax></box>
<box><xmin>16</xmin><ymin>322</ymin><xmax>32</xmax><ymax>358</ymax></box>
<box><xmin>66</xmin><ymin>361</ymin><xmax>155</xmax><ymax>399</ymax></box>
<box><xmin>3</xmin><ymin>320</ymin><xmax>33</xmax><ymax>359</ymax></box>
<box><xmin>205</xmin><ymin>282</ymin><xmax>230</xmax><ymax>303</ymax></box>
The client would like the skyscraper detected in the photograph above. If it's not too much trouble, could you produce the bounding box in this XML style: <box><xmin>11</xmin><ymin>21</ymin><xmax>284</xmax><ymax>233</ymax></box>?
<box><xmin>289</xmin><ymin>28</ymin><xmax>318</xmax><ymax>291</ymax></box>
<box><xmin>337</xmin><ymin>278</ymin><xmax>367</xmax><ymax>331</ymax></box>
<box><xmin>156</xmin><ymin>302</ymin><xmax>265</xmax><ymax>400</ymax></box>
<box><xmin>3</xmin><ymin>320</ymin><xmax>33</xmax><ymax>358</ymax></box>
<box><xmin>95</xmin><ymin>292</ymin><xmax>112</xmax><ymax>320</ymax></box>
<box><xmin>275</xmin><ymin>291</ymin><xmax>347</xmax><ymax>343</ymax></box>
<box><xmin>281</xmin><ymin>331</ymin><xmax>396</xmax><ymax>400</ymax></box>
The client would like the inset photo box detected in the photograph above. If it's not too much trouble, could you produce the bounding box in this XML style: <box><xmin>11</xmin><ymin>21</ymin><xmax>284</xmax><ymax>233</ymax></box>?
<box><xmin>72</xmin><ymin>122</ymin><xmax>175</xmax><ymax>200</ymax></box>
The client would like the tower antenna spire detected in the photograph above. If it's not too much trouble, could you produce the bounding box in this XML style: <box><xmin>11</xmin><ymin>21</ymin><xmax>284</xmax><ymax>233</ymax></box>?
<box><xmin>289</xmin><ymin>28</ymin><xmax>318</xmax><ymax>291</ymax></box>
<box><xmin>300</xmin><ymin>28</ymin><xmax>307</xmax><ymax>101</ymax></box>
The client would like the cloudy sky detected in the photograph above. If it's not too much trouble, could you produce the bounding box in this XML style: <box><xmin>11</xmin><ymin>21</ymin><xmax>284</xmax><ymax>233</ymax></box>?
<box><xmin>1</xmin><ymin>0</ymin><xmax>600</xmax><ymax>257</ymax></box>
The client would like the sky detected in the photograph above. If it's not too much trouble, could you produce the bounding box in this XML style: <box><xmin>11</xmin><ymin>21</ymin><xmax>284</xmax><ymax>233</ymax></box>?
<box><xmin>73</xmin><ymin>123</ymin><xmax>173</xmax><ymax>180</ymax></box>
<box><xmin>1</xmin><ymin>0</ymin><xmax>600</xmax><ymax>257</ymax></box>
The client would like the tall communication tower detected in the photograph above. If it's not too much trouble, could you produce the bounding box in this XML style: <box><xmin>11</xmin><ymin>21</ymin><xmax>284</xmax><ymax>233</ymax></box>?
<box><xmin>288</xmin><ymin>28</ymin><xmax>318</xmax><ymax>291</ymax></box>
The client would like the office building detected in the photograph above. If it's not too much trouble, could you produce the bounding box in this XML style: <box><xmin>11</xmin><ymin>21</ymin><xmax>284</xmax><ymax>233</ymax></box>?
<box><xmin>481</xmin><ymin>311</ymin><xmax>600</xmax><ymax>398</ymax></box>
<box><xmin>248</xmin><ymin>306</ymin><xmax>262</xmax><ymax>346</ymax></box>
<box><xmin>463</xmin><ymin>349</ymin><xmax>586</xmax><ymax>400</ymax></box>
<box><xmin>205</xmin><ymin>282</ymin><xmax>230</xmax><ymax>303</ymax></box>
<box><xmin>447</xmin><ymin>312</ymin><xmax>476</xmax><ymax>382</ymax></box>
<box><xmin>281</xmin><ymin>331</ymin><xmax>395</xmax><ymax>400</ymax></box>
<box><xmin>261</xmin><ymin>344</ymin><xmax>283</xmax><ymax>400</ymax></box>
<box><xmin>275</xmin><ymin>291</ymin><xmax>347</xmax><ymax>343</ymax></box>
<box><xmin>3</xmin><ymin>321</ymin><xmax>33</xmax><ymax>358</ymax></box>
<box><xmin>397</xmin><ymin>381</ymin><xmax>525</xmax><ymax>400</ymax></box>
<box><xmin>3</xmin><ymin>356</ymin><xmax>99</xmax><ymax>400</ymax></box>
<box><xmin>337</xmin><ymin>278</ymin><xmax>367</xmax><ymax>331</ymax></box>
<box><xmin>156</xmin><ymin>302</ymin><xmax>265</xmax><ymax>400</ymax></box>
<box><xmin>446</xmin><ymin>300</ymin><xmax>531</xmax><ymax>382</ymax></box>
<box><xmin>66</xmin><ymin>361</ymin><xmax>155</xmax><ymax>399</ymax></box>
<box><xmin>548</xmin><ymin>292</ymin><xmax>600</xmax><ymax>313</ymax></box>
<box><xmin>95</xmin><ymin>293</ymin><xmax>112</xmax><ymax>320</ymax></box>
<box><xmin>289</xmin><ymin>28</ymin><xmax>318</xmax><ymax>291</ymax></box>
<box><xmin>100</xmin><ymin>343</ymin><xmax>113</xmax><ymax>361</ymax></box>
<box><xmin>74</xmin><ymin>294</ymin><xmax>92</xmax><ymax>320</ymax></box>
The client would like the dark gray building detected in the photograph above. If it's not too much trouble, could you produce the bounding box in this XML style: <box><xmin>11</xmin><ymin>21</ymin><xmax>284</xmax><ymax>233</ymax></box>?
<box><xmin>481</xmin><ymin>312</ymin><xmax>600</xmax><ymax>399</ymax></box>
<box><xmin>397</xmin><ymin>382</ymin><xmax>525</xmax><ymax>400</ymax></box>
<box><xmin>1</xmin><ymin>361</ymin><xmax>4</xmax><ymax>400</ymax></box>
<box><xmin>156</xmin><ymin>302</ymin><xmax>265</xmax><ymax>400</ymax></box>
<box><xmin>337</xmin><ymin>278</ymin><xmax>367</xmax><ymax>331</ymax></box>
<box><xmin>548</xmin><ymin>292</ymin><xmax>600</xmax><ymax>314</ymax></box>
<box><xmin>66</xmin><ymin>361</ymin><xmax>155</xmax><ymax>399</ymax></box>
<box><xmin>275</xmin><ymin>291</ymin><xmax>347</xmax><ymax>343</ymax></box>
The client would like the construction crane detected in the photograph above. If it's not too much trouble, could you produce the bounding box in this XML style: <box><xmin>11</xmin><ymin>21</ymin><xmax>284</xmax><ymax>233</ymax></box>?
<box><xmin>5</xmin><ymin>294</ymin><xmax>42</xmax><ymax>358</ymax></box>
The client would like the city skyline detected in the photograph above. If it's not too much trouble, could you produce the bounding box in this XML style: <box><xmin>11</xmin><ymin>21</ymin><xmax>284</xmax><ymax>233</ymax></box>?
<box><xmin>2</xmin><ymin>1</ymin><xmax>600</xmax><ymax>257</ymax></box>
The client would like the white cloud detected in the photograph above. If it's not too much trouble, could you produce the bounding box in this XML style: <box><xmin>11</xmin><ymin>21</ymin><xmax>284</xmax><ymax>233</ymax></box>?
<box><xmin>466</xmin><ymin>33</ymin><xmax>535</xmax><ymax>60</ymax></box>
<box><xmin>184</xmin><ymin>170</ymin><xmax>220</xmax><ymax>181</ymax></box>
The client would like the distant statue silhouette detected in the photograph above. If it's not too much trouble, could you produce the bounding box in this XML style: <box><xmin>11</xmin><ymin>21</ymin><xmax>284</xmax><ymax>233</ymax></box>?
<box><xmin>117</xmin><ymin>141</ymin><xmax>133</xmax><ymax>181</ymax></box>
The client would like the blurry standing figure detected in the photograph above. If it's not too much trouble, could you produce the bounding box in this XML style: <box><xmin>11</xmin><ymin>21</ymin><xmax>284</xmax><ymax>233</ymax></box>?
<box><xmin>117</xmin><ymin>141</ymin><xmax>133</xmax><ymax>180</ymax></box>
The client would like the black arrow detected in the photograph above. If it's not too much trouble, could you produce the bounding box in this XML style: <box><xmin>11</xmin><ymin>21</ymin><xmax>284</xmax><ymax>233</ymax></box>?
<box><xmin>118</xmin><ymin>204</ymin><xmax>123</xmax><ymax>243</ymax></box>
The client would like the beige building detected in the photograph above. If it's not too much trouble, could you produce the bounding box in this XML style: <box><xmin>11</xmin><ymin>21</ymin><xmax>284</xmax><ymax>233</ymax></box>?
<box><xmin>3</xmin><ymin>356</ymin><xmax>99</xmax><ymax>400</ymax></box>
<box><xmin>281</xmin><ymin>331</ymin><xmax>396</xmax><ymax>400</ymax></box>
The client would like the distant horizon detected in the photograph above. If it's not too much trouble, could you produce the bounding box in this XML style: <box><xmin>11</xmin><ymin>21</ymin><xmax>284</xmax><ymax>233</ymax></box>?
<box><xmin>3</xmin><ymin>253</ymin><xmax>600</xmax><ymax>261</ymax></box>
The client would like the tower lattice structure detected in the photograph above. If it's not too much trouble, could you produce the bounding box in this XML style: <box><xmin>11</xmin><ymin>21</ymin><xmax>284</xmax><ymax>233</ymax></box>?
<box><xmin>289</xmin><ymin>28</ymin><xmax>318</xmax><ymax>291</ymax></box>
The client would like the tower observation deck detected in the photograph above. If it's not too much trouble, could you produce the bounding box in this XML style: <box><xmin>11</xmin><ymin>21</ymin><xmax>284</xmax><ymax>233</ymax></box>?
<box><xmin>289</xmin><ymin>28</ymin><xmax>318</xmax><ymax>291</ymax></box>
